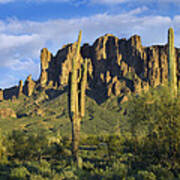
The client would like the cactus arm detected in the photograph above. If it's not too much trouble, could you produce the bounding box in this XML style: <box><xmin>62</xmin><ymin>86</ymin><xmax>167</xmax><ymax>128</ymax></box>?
<box><xmin>168</xmin><ymin>28</ymin><xmax>177</xmax><ymax>96</ymax></box>
<box><xmin>80</xmin><ymin>58</ymin><xmax>88</xmax><ymax>117</ymax></box>
<box><xmin>77</xmin><ymin>66</ymin><xmax>82</xmax><ymax>83</ymax></box>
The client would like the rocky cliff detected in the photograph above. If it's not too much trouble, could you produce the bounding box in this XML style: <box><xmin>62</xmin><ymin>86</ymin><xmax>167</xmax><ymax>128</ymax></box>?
<box><xmin>2</xmin><ymin>33</ymin><xmax>180</xmax><ymax>103</ymax></box>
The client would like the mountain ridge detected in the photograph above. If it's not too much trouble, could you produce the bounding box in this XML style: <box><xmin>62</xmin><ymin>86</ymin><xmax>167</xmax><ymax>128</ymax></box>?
<box><xmin>1</xmin><ymin>33</ymin><xmax>180</xmax><ymax>104</ymax></box>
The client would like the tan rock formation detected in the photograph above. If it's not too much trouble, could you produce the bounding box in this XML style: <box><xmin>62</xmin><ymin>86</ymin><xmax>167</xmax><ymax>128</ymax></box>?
<box><xmin>24</xmin><ymin>75</ymin><xmax>36</xmax><ymax>96</ymax></box>
<box><xmin>40</xmin><ymin>48</ymin><xmax>52</xmax><ymax>87</ymax></box>
<box><xmin>106</xmin><ymin>71</ymin><xmax>111</xmax><ymax>84</ymax></box>
<box><xmin>3</xmin><ymin>33</ymin><xmax>180</xmax><ymax>103</ymax></box>
<box><xmin>128</xmin><ymin>34</ymin><xmax>142</xmax><ymax>49</ymax></box>
<box><xmin>18</xmin><ymin>80</ymin><xmax>23</xmax><ymax>97</ymax></box>
<box><xmin>0</xmin><ymin>89</ymin><xmax>3</xmax><ymax>101</ymax></box>
<box><xmin>44</xmin><ymin>33</ymin><xmax>179</xmax><ymax>103</ymax></box>
<box><xmin>55</xmin><ymin>43</ymin><xmax>84</xmax><ymax>86</ymax></box>
<box><xmin>107</xmin><ymin>84</ymin><xmax>112</xmax><ymax>97</ymax></box>
<box><xmin>121</xmin><ymin>95</ymin><xmax>128</xmax><ymax>104</ymax></box>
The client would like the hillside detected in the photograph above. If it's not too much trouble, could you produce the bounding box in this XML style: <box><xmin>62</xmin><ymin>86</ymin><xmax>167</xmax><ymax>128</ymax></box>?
<box><xmin>0</xmin><ymin>31</ymin><xmax>180</xmax><ymax>135</ymax></box>
<box><xmin>0</xmin><ymin>31</ymin><xmax>180</xmax><ymax>179</ymax></box>
<box><xmin>0</xmin><ymin>90</ymin><xmax>123</xmax><ymax>136</ymax></box>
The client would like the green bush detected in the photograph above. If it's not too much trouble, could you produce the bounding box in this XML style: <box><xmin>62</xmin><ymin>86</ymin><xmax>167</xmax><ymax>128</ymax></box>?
<box><xmin>10</xmin><ymin>166</ymin><xmax>29</xmax><ymax>180</ymax></box>
<box><xmin>137</xmin><ymin>170</ymin><xmax>156</xmax><ymax>180</ymax></box>
<box><xmin>6</xmin><ymin>129</ymin><xmax>64</xmax><ymax>161</ymax></box>
<box><xmin>0</xmin><ymin>131</ymin><xmax>8</xmax><ymax>161</ymax></box>
<box><xmin>105</xmin><ymin>134</ymin><xmax>124</xmax><ymax>158</ymax></box>
<box><xmin>29</xmin><ymin>174</ymin><xmax>45</xmax><ymax>180</ymax></box>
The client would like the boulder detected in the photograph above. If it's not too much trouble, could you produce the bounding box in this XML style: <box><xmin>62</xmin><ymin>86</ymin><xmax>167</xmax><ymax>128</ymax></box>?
<box><xmin>0</xmin><ymin>108</ymin><xmax>17</xmax><ymax>118</ymax></box>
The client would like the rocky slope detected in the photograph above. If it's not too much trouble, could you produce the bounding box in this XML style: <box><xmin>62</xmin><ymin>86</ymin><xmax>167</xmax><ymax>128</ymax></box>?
<box><xmin>1</xmin><ymin>33</ymin><xmax>180</xmax><ymax>103</ymax></box>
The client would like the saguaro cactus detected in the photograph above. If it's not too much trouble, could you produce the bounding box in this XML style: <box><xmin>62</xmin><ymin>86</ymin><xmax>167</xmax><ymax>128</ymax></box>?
<box><xmin>80</xmin><ymin>58</ymin><xmax>88</xmax><ymax>117</ymax></box>
<box><xmin>69</xmin><ymin>30</ymin><xmax>88</xmax><ymax>167</ymax></box>
<box><xmin>168</xmin><ymin>28</ymin><xmax>177</xmax><ymax>96</ymax></box>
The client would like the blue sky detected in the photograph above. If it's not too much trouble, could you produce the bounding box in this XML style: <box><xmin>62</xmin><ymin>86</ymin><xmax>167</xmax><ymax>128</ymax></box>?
<box><xmin>0</xmin><ymin>0</ymin><xmax>180</xmax><ymax>89</ymax></box>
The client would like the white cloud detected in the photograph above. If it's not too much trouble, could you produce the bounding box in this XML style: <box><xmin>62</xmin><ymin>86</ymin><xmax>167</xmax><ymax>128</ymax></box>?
<box><xmin>0</xmin><ymin>8</ymin><xmax>178</xmax><ymax>88</ymax></box>
<box><xmin>0</xmin><ymin>34</ymin><xmax>38</xmax><ymax>49</ymax></box>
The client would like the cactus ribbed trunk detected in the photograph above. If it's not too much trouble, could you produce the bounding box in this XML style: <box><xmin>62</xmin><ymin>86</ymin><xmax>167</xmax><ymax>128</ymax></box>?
<box><xmin>71</xmin><ymin>31</ymin><xmax>81</xmax><ymax>162</ymax></box>
<box><xmin>69</xmin><ymin>30</ymin><xmax>87</xmax><ymax>167</ymax></box>
<box><xmin>80</xmin><ymin>58</ymin><xmax>88</xmax><ymax>117</ymax></box>
<box><xmin>168</xmin><ymin>28</ymin><xmax>177</xmax><ymax>97</ymax></box>
<box><xmin>71</xmin><ymin>113</ymin><xmax>80</xmax><ymax>162</ymax></box>
<box><xmin>70</xmin><ymin>31</ymin><xmax>81</xmax><ymax>116</ymax></box>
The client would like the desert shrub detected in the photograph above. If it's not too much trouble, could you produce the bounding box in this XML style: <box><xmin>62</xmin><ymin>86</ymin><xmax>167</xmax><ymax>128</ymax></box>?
<box><xmin>0</xmin><ymin>131</ymin><xmax>8</xmax><ymax>162</ymax></box>
<box><xmin>83</xmin><ymin>135</ymin><xmax>99</xmax><ymax>145</ymax></box>
<box><xmin>10</xmin><ymin>166</ymin><xmax>29</xmax><ymax>180</ymax></box>
<box><xmin>36</xmin><ymin>159</ymin><xmax>51</xmax><ymax>177</ymax></box>
<box><xmin>136</xmin><ymin>170</ymin><xmax>156</xmax><ymax>180</ymax></box>
<box><xmin>148</xmin><ymin>164</ymin><xmax>175</xmax><ymax>180</ymax></box>
<box><xmin>7</xmin><ymin>130</ymin><xmax>48</xmax><ymax>160</ymax></box>
<box><xmin>90</xmin><ymin>162</ymin><xmax>128</xmax><ymax>180</ymax></box>
<box><xmin>29</xmin><ymin>174</ymin><xmax>45</xmax><ymax>180</ymax></box>
<box><xmin>6</xmin><ymin>129</ymin><xmax>64</xmax><ymax>161</ymax></box>
<box><xmin>122</xmin><ymin>86</ymin><xmax>180</xmax><ymax>177</ymax></box>
<box><xmin>105</xmin><ymin>134</ymin><xmax>124</xmax><ymax>158</ymax></box>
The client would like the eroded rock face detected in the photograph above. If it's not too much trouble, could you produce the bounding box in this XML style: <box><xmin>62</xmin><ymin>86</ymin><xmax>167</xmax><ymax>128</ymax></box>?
<box><xmin>24</xmin><ymin>75</ymin><xmax>36</xmax><ymax>96</ymax></box>
<box><xmin>3</xmin><ymin>86</ymin><xmax>18</xmax><ymax>100</ymax></box>
<box><xmin>18</xmin><ymin>80</ymin><xmax>23</xmax><ymax>97</ymax></box>
<box><xmin>55</xmin><ymin>43</ymin><xmax>83</xmax><ymax>86</ymax></box>
<box><xmin>40</xmin><ymin>48</ymin><xmax>52</xmax><ymax>87</ymax></box>
<box><xmin>0</xmin><ymin>89</ymin><xmax>3</xmax><ymax>101</ymax></box>
<box><xmin>2</xmin><ymin>33</ymin><xmax>180</xmax><ymax>102</ymax></box>
<box><xmin>52</xmin><ymin>34</ymin><xmax>180</xmax><ymax>101</ymax></box>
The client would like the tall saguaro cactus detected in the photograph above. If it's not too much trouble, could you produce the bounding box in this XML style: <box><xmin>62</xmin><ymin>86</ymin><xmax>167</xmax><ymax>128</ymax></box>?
<box><xmin>69</xmin><ymin>30</ymin><xmax>88</xmax><ymax>167</ymax></box>
<box><xmin>168</xmin><ymin>28</ymin><xmax>177</xmax><ymax>97</ymax></box>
